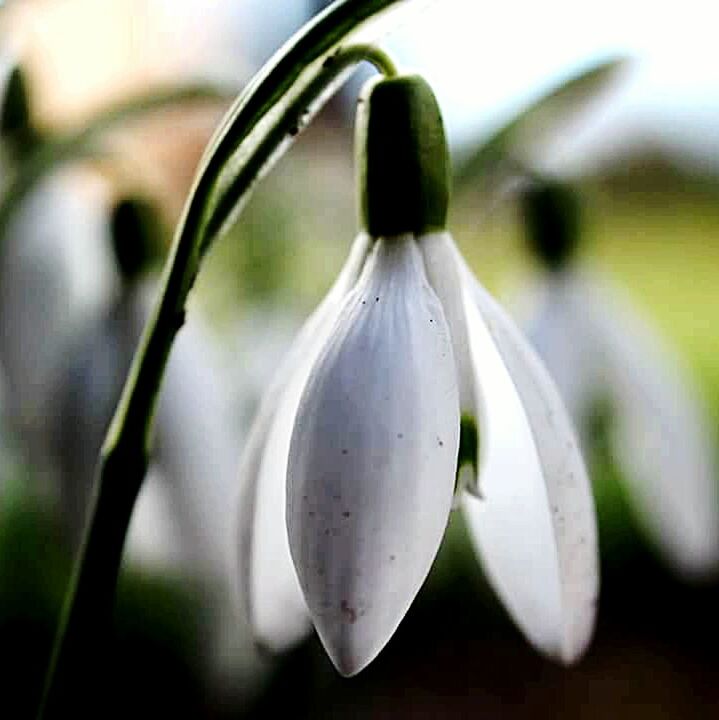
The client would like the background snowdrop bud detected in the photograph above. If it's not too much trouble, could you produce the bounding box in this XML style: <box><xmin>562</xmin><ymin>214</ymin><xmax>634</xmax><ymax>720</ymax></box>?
<box><xmin>356</xmin><ymin>74</ymin><xmax>450</xmax><ymax>237</ymax></box>
<box><xmin>110</xmin><ymin>196</ymin><xmax>163</xmax><ymax>283</ymax></box>
<box><xmin>521</xmin><ymin>180</ymin><xmax>581</xmax><ymax>271</ymax></box>
<box><xmin>0</xmin><ymin>64</ymin><xmax>36</xmax><ymax>153</ymax></box>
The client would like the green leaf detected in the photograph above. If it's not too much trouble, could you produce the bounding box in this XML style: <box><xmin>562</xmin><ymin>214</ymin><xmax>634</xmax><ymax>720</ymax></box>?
<box><xmin>455</xmin><ymin>56</ymin><xmax>629</xmax><ymax>190</ymax></box>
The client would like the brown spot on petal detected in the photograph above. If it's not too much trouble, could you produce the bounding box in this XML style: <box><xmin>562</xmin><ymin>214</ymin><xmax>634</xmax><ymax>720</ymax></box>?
<box><xmin>340</xmin><ymin>601</ymin><xmax>357</xmax><ymax>624</ymax></box>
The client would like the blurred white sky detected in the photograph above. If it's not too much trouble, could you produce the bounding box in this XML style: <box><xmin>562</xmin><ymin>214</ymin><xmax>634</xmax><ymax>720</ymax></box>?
<box><xmin>380</xmin><ymin>0</ymin><xmax>719</xmax><ymax>171</ymax></box>
<box><xmin>233</xmin><ymin>0</ymin><xmax>719</xmax><ymax>172</ymax></box>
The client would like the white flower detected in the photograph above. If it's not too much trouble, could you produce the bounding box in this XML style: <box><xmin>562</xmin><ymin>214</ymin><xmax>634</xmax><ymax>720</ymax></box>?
<box><xmin>521</xmin><ymin>267</ymin><xmax>719</xmax><ymax>578</ymax></box>
<box><xmin>237</xmin><ymin>230</ymin><xmax>598</xmax><ymax>675</ymax></box>
<box><xmin>236</xmin><ymin>73</ymin><xmax>598</xmax><ymax>677</ymax></box>
<box><xmin>517</xmin><ymin>178</ymin><xmax>719</xmax><ymax>578</ymax></box>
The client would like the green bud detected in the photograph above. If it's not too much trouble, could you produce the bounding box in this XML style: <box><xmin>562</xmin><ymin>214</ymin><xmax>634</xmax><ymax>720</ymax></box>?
<box><xmin>356</xmin><ymin>74</ymin><xmax>450</xmax><ymax>237</ymax></box>
<box><xmin>1</xmin><ymin>66</ymin><xmax>34</xmax><ymax>149</ymax></box>
<box><xmin>111</xmin><ymin>197</ymin><xmax>164</xmax><ymax>283</ymax></box>
<box><xmin>521</xmin><ymin>181</ymin><xmax>581</xmax><ymax>270</ymax></box>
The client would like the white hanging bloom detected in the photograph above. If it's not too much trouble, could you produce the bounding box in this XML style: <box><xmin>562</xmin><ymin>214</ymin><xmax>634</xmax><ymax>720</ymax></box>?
<box><xmin>517</xmin><ymin>181</ymin><xmax>719</xmax><ymax>579</ymax></box>
<box><xmin>236</xmin><ymin>75</ymin><xmax>599</xmax><ymax>676</ymax></box>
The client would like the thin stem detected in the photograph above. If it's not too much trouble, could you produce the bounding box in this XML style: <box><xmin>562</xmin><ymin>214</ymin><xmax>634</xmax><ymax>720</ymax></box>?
<box><xmin>37</xmin><ymin>0</ymin><xmax>408</xmax><ymax>712</ymax></box>
<box><xmin>201</xmin><ymin>42</ymin><xmax>400</xmax><ymax>244</ymax></box>
<box><xmin>340</xmin><ymin>43</ymin><xmax>399</xmax><ymax>76</ymax></box>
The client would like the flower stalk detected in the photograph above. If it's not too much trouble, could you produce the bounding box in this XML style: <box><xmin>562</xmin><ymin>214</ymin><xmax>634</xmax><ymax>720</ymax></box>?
<box><xmin>37</xmin><ymin>0</ymin><xmax>415</xmax><ymax>715</ymax></box>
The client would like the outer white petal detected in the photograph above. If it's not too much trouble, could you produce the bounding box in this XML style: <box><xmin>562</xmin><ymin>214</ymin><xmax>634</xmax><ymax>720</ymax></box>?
<box><xmin>425</xmin><ymin>235</ymin><xmax>597</xmax><ymax>664</ymax></box>
<box><xmin>288</xmin><ymin>236</ymin><xmax>459</xmax><ymax>676</ymax></box>
<box><xmin>581</xmin><ymin>272</ymin><xmax>719</xmax><ymax>577</ymax></box>
<box><xmin>237</xmin><ymin>234</ymin><xmax>371</xmax><ymax>653</ymax></box>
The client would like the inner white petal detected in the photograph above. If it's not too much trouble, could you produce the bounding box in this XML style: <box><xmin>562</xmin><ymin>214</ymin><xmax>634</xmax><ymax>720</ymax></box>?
<box><xmin>419</xmin><ymin>232</ymin><xmax>477</xmax><ymax>415</ymax></box>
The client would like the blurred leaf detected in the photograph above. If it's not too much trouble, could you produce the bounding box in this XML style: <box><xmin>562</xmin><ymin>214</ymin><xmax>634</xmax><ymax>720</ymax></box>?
<box><xmin>455</xmin><ymin>56</ymin><xmax>629</xmax><ymax>191</ymax></box>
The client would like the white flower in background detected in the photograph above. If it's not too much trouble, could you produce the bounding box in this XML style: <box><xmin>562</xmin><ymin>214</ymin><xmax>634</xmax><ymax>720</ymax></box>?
<box><xmin>0</xmin><ymin>60</ymin><xmax>114</xmax><ymax>444</ymax></box>
<box><xmin>50</xmin><ymin>198</ymin><xmax>239</xmax><ymax>575</ymax></box>
<box><xmin>48</xmin><ymin>195</ymin><xmax>251</xmax><ymax>682</ymax></box>
<box><xmin>518</xmin><ymin>180</ymin><xmax>719</xmax><ymax>578</ymax></box>
<box><xmin>237</xmin><ymin>75</ymin><xmax>598</xmax><ymax>676</ymax></box>
<box><xmin>0</xmin><ymin>170</ymin><xmax>113</xmax><ymax>424</ymax></box>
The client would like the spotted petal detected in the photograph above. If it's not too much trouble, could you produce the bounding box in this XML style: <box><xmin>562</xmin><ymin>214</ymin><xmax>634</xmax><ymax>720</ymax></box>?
<box><xmin>423</xmin><ymin>234</ymin><xmax>598</xmax><ymax>664</ymax></box>
<box><xmin>288</xmin><ymin>236</ymin><xmax>459</xmax><ymax>676</ymax></box>
<box><xmin>237</xmin><ymin>233</ymin><xmax>370</xmax><ymax>652</ymax></box>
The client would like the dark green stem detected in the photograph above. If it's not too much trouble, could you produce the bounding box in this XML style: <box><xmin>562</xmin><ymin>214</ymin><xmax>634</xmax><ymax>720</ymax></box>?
<box><xmin>38</xmin><ymin>1</ymin><xmax>409</xmax><ymax>715</ymax></box>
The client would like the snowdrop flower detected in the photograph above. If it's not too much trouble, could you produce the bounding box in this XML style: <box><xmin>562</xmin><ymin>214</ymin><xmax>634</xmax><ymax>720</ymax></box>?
<box><xmin>237</xmin><ymin>75</ymin><xmax>598</xmax><ymax>676</ymax></box>
<box><xmin>518</xmin><ymin>180</ymin><xmax>719</xmax><ymax>578</ymax></box>
<box><xmin>52</xmin><ymin>197</ymin><xmax>239</xmax><ymax>576</ymax></box>
<box><xmin>0</xmin><ymin>61</ymin><xmax>114</xmax><ymax>447</ymax></box>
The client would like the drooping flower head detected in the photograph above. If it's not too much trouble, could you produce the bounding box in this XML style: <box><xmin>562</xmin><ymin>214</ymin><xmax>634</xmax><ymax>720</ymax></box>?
<box><xmin>519</xmin><ymin>178</ymin><xmax>719</xmax><ymax>578</ymax></box>
<box><xmin>238</xmin><ymin>72</ymin><xmax>599</xmax><ymax>676</ymax></box>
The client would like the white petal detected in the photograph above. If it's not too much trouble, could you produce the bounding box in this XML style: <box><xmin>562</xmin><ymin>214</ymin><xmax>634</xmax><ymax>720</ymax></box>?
<box><xmin>582</xmin><ymin>272</ymin><xmax>719</xmax><ymax>577</ymax></box>
<box><xmin>237</xmin><ymin>233</ymin><xmax>371</xmax><ymax>652</ymax></box>
<box><xmin>287</xmin><ymin>236</ymin><xmax>459</xmax><ymax>676</ymax></box>
<box><xmin>447</xmin><ymin>242</ymin><xmax>597</xmax><ymax>664</ymax></box>
<box><xmin>419</xmin><ymin>232</ymin><xmax>477</xmax><ymax>416</ymax></box>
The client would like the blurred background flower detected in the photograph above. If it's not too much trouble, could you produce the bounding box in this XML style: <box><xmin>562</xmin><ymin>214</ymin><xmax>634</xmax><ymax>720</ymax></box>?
<box><xmin>0</xmin><ymin>0</ymin><xmax>718</xmax><ymax>718</ymax></box>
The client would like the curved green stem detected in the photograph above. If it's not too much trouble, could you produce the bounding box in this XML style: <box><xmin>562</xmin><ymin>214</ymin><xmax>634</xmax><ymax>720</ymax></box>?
<box><xmin>38</xmin><ymin>0</ymin><xmax>412</xmax><ymax>715</ymax></box>
<box><xmin>340</xmin><ymin>43</ymin><xmax>399</xmax><ymax>76</ymax></box>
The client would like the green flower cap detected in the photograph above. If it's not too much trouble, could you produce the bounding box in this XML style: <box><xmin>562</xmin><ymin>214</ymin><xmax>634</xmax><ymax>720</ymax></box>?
<box><xmin>111</xmin><ymin>197</ymin><xmax>164</xmax><ymax>284</ymax></box>
<box><xmin>1</xmin><ymin>66</ymin><xmax>35</xmax><ymax>151</ymax></box>
<box><xmin>356</xmin><ymin>74</ymin><xmax>450</xmax><ymax>237</ymax></box>
<box><xmin>521</xmin><ymin>181</ymin><xmax>581</xmax><ymax>271</ymax></box>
